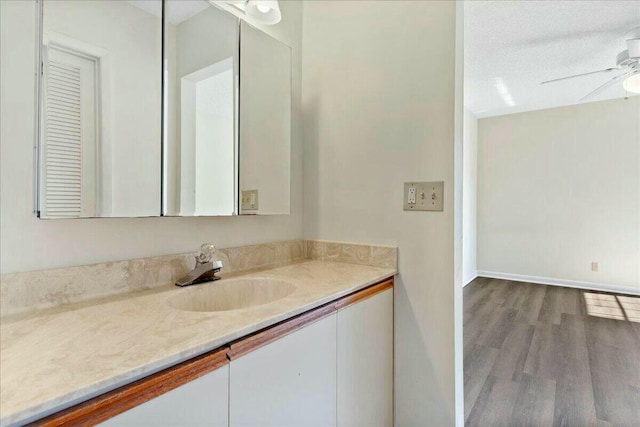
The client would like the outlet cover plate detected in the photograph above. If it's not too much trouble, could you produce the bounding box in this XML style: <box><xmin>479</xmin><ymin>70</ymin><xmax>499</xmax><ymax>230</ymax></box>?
<box><xmin>404</xmin><ymin>181</ymin><xmax>444</xmax><ymax>211</ymax></box>
<box><xmin>241</xmin><ymin>189</ymin><xmax>259</xmax><ymax>211</ymax></box>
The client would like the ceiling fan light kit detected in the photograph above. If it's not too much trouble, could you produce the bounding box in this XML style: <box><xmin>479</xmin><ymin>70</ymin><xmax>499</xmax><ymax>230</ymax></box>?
<box><xmin>541</xmin><ymin>26</ymin><xmax>640</xmax><ymax>100</ymax></box>
<box><xmin>623</xmin><ymin>73</ymin><xmax>640</xmax><ymax>94</ymax></box>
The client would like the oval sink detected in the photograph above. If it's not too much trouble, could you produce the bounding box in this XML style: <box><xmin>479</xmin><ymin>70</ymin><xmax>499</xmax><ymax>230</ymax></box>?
<box><xmin>168</xmin><ymin>278</ymin><xmax>296</xmax><ymax>313</ymax></box>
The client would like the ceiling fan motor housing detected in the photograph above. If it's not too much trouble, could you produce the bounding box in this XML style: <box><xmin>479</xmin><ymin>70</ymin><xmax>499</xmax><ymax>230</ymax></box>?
<box><xmin>616</xmin><ymin>50</ymin><xmax>638</xmax><ymax>68</ymax></box>
<box><xmin>626</xmin><ymin>27</ymin><xmax>640</xmax><ymax>59</ymax></box>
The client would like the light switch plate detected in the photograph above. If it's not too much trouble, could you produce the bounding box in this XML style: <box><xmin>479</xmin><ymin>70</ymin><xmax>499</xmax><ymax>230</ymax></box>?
<box><xmin>241</xmin><ymin>189</ymin><xmax>259</xmax><ymax>211</ymax></box>
<box><xmin>404</xmin><ymin>181</ymin><xmax>444</xmax><ymax>211</ymax></box>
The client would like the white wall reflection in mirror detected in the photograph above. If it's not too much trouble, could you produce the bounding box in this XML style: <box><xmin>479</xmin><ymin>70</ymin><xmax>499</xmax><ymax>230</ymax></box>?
<box><xmin>239</xmin><ymin>21</ymin><xmax>291</xmax><ymax>215</ymax></box>
<box><xmin>38</xmin><ymin>0</ymin><xmax>162</xmax><ymax>218</ymax></box>
<box><xmin>163</xmin><ymin>0</ymin><xmax>238</xmax><ymax>216</ymax></box>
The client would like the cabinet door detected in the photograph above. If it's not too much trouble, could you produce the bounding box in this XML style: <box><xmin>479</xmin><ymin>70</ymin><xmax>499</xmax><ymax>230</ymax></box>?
<box><xmin>99</xmin><ymin>365</ymin><xmax>229</xmax><ymax>427</ymax></box>
<box><xmin>337</xmin><ymin>288</ymin><xmax>393</xmax><ymax>427</ymax></box>
<box><xmin>229</xmin><ymin>314</ymin><xmax>337</xmax><ymax>427</ymax></box>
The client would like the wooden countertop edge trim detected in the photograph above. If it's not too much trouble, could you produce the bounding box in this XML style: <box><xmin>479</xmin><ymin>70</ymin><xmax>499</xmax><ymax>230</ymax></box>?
<box><xmin>28</xmin><ymin>276</ymin><xmax>394</xmax><ymax>426</ymax></box>
<box><xmin>227</xmin><ymin>276</ymin><xmax>394</xmax><ymax>360</ymax></box>
<box><xmin>227</xmin><ymin>302</ymin><xmax>336</xmax><ymax>360</ymax></box>
<box><xmin>334</xmin><ymin>278</ymin><xmax>394</xmax><ymax>310</ymax></box>
<box><xmin>29</xmin><ymin>347</ymin><xmax>228</xmax><ymax>427</ymax></box>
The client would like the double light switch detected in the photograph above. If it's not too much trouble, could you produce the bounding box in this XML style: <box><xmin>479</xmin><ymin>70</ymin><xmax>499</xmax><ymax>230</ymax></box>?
<box><xmin>403</xmin><ymin>182</ymin><xmax>444</xmax><ymax>211</ymax></box>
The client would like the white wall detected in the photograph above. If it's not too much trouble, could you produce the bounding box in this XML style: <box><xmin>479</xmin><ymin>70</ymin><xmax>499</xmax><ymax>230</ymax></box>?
<box><xmin>301</xmin><ymin>1</ymin><xmax>459</xmax><ymax>425</ymax></box>
<box><xmin>477</xmin><ymin>97</ymin><xmax>640</xmax><ymax>293</ymax></box>
<box><xmin>0</xmin><ymin>0</ymin><xmax>303</xmax><ymax>274</ymax></box>
<box><xmin>166</xmin><ymin>5</ymin><xmax>238</xmax><ymax>216</ymax></box>
<box><xmin>462</xmin><ymin>109</ymin><xmax>478</xmax><ymax>285</ymax></box>
<box><xmin>194</xmin><ymin>67</ymin><xmax>234</xmax><ymax>215</ymax></box>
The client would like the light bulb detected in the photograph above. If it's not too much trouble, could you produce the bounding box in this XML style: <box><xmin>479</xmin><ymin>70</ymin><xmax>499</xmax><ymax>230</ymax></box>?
<box><xmin>623</xmin><ymin>73</ymin><xmax>640</xmax><ymax>94</ymax></box>
<box><xmin>256</xmin><ymin>3</ymin><xmax>271</xmax><ymax>13</ymax></box>
<box><xmin>245</xmin><ymin>0</ymin><xmax>281</xmax><ymax>24</ymax></box>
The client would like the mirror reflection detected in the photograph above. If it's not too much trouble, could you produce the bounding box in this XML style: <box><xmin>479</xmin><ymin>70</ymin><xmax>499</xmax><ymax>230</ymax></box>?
<box><xmin>239</xmin><ymin>22</ymin><xmax>291</xmax><ymax>215</ymax></box>
<box><xmin>38</xmin><ymin>0</ymin><xmax>292</xmax><ymax>219</ymax></box>
<box><xmin>163</xmin><ymin>0</ymin><xmax>238</xmax><ymax>216</ymax></box>
<box><xmin>38</xmin><ymin>0</ymin><xmax>162</xmax><ymax>218</ymax></box>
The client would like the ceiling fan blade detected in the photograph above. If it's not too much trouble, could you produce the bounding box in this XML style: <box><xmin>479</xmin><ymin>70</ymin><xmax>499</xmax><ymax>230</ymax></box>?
<box><xmin>580</xmin><ymin>72</ymin><xmax>629</xmax><ymax>101</ymax></box>
<box><xmin>541</xmin><ymin>68</ymin><xmax>621</xmax><ymax>85</ymax></box>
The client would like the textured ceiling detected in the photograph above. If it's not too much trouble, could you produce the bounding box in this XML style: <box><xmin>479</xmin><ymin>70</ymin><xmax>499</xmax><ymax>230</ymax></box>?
<box><xmin>465</xmin><ymin>1</ymin><xmax>640</xmax><ymax>118</ymax></box>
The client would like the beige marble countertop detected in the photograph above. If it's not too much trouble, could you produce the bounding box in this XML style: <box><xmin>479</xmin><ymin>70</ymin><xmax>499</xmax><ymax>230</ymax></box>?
<box><xmin>0</xmin><ymin>260</ymin><xmax>395</xmax><ymax>426</ymax></box>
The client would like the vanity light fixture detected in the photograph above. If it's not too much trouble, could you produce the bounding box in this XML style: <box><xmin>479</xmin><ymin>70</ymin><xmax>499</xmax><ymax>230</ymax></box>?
<box><xmin>211</xmin><ymin>0</ymin><xmax>282</xmax><ymax>25</ymax></box>
<box><xmin>623</xmin><ymin>72</ymin><xmax>640</xmax><ymax>94</ymax></box>
<box><xmin>246</xmin><ymin>0</ymin><xmax>281</xmax><ymax>24</ymax></box>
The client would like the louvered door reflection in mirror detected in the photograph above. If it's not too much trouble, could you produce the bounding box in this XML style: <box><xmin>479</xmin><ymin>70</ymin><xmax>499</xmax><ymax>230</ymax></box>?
<box><xmin>37</xmin><ymin>0</ymin><xmax>162</xmax><ymax>218</ymax></box>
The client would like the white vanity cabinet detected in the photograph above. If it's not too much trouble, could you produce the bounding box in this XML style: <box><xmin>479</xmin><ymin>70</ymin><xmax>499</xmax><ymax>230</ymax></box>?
<box><xmin>337</xmin><ymin>287</ymin><xmax>394</xmax><ymax>427</ymax></box>
<box><xmin>35</xmin><ymin>279</ymin><xmax>394</xmax><ymax>427</ymax></box>
<box><xmin>229</xmin><ymin>313</ymin><xmax>338</xmax><ymax>427</ymax></box>
<box><xmin>100</xmin><ymin>366</ymin><xmax>229</xmax><ymax>427</ymax></box>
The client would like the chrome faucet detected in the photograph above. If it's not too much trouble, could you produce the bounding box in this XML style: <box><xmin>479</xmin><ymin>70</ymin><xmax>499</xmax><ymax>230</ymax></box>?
<box><xmin>175</xmin><ymin>243</ymin><xmax>223</xmax><ymax>287</ymax></box>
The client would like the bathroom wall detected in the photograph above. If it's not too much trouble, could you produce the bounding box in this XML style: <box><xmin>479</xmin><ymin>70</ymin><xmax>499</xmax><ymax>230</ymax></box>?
<box><xmin>301</xmin><ymin>1</ymin><xmax>459</xmax><ymax>425</ymax></box>
<box><xmin>477</xmin><ymin>97</ymin><xmax>640</xmax><ymax>293</ymax></box>
<box><xmin>463</xmin><ymin>109</ymin><xmax>478</xmax><ymax>285</ymax></box>
<box><xmin>0</xmin><ymin>0</ymin><xmax>303</xmax><ymax>274</ymax></box>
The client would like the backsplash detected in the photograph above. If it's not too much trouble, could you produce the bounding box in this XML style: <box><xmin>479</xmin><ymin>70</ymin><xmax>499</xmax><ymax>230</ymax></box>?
<box><xmin>0</xmin><ymin>239</ymin><xmax>396</xmax><ymax>317</ymax></box>
<box><xmin>305</xmin><ymin>240</ymin><xmax>397</xmax><ymax>269</ymax></box>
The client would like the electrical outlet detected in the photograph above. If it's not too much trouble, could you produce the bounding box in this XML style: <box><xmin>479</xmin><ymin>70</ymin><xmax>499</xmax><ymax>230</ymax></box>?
<box><xmin>408</xmin><ymin>187</ymin><xmax>416</xmax><ymax>204</ymax></box>
<box><xmin>591</xmin><ymin>262</ymin><xmax>598</xmax><ymax>272</ymax></box>
<box><xmin>241</xmin><ymin>189</ymin><xmax>259</xmax><ymax>211</ymax></box>
<box><xmin>404</xmin><ymin>181</ymin><xmax>444</xmax><ymax>211</ymax></box>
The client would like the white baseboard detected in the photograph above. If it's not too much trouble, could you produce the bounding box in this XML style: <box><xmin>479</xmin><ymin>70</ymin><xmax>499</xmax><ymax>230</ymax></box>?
<box><xmin>463</xmin><ymin>272</ymin><xmax>478</xmax><ymax>287</ymax></box>
<box><xmin>476</xmin><ymin>270</ymin><xmax>640</xmax><ymax>296</ymax></box>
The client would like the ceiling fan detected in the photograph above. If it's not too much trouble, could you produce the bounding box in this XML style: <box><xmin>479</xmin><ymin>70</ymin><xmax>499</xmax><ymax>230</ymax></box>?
<box><xmin>541</xmin><ymin>27</ymin><xmax>640</xmax><ymax>100</ymax></box>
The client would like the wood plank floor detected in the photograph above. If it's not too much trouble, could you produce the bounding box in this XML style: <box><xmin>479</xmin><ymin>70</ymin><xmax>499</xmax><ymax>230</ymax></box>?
<box><xmin>464</xmin><ymin>277</ymin><xmax>640</xmax><ymax>427</ymax></box>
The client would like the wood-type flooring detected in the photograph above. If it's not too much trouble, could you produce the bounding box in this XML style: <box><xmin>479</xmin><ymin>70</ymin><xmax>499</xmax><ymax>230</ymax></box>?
<box><xmin>464</xmin><ymin>278</ymin><xmax>640</xmax><ymax>427</ymax></box>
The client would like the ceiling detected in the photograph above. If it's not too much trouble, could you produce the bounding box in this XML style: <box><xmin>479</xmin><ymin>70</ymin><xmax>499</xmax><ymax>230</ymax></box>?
<box><xmin>464</xmin><ymin>1</ymin><xmax>640</xmax><ymax>118</ymax></box>
<box><xmin>127</xmin><ymin>0</ymin><xmax>210</xmax><ymax>25</ymax></box>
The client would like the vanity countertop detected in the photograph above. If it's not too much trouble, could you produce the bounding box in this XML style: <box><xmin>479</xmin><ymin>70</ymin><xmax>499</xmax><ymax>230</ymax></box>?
<box><xmin>0</xmin><ymin>260</ymin><xmax>395</xmax><ymax>426</ymax></box>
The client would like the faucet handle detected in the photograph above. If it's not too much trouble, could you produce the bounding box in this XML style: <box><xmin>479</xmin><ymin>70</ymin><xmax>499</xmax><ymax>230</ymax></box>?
<box><xmin>196</xmin><ymin>243</ymin><xmax>217</xmax><ymax>264</ymax></box>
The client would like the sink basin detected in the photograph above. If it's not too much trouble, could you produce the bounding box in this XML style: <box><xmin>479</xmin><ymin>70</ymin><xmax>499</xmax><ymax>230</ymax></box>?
<box><xmin>168</xmin><ymin>278</ymin><xmax>296</xmax><ymax>313</ymax></box>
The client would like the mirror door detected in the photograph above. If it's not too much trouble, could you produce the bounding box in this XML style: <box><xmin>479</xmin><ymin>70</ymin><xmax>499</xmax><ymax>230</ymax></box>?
<box><xmin>37</xmin><ymin>1</ymin><xmax>292</xmax><ymax>218</ymax></box>
<box><xmin>163</xmin><ymin>0</ymin><xmax>239</xmax><ymax>216</ymax></box>
<box><xmin>239</xmin><ymin>22</ymin><xmax>291</xmax><ymax>215</ymax></box>
<box><xmin>38</xmin><ymin>0</ymin><xmax>162</xmax><ymax>218</ymax></box>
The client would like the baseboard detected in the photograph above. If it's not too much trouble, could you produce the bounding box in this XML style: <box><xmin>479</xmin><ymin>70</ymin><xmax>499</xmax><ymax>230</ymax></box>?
<box><xmin>463</xmin><ymin>272</ymin><xmax>478</xmax><ymax>287</ymax></box>
<box><xmin>476</xmin><ymin>270</ymin><xmax>640</xmax><ymax>296</ymax></box>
